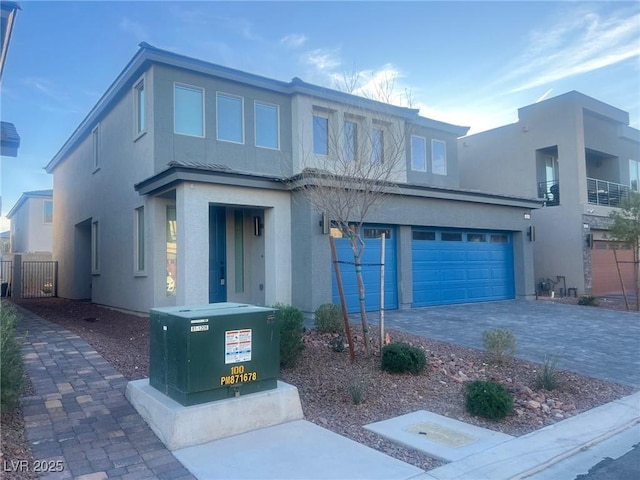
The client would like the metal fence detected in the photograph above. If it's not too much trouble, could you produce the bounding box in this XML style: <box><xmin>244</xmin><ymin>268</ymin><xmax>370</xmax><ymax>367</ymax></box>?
<box><xmin>21</xmin><ymin>261</ymin><xmax>57</xmax><ymax>298</ymax></box>
<box><xmin>1</xmin><ymin>260</ymin><xmax>12</xmax><ymax>297</ymax></box>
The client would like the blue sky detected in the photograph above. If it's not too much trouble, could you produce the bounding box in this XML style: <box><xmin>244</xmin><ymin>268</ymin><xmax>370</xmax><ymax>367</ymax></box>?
<box><xmin>1</xmin><ymin>1</ymin><xmax>639</xmax><ymax>232</ymax></box>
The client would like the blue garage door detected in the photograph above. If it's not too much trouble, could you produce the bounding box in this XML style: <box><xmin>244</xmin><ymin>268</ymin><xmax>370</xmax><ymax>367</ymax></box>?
<box><xmin>412</xmin><ymin>229</ymin><xmax>514</xmax><ymax>307</ymax></box>
<box><xmin>332</xmin><ymin>226</ymin><xmax>398</xmax><ymax>313</ymax></box>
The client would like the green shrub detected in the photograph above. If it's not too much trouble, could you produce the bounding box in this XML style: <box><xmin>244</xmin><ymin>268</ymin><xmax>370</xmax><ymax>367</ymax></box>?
<box><xmin>482</xmin><ymin>329</ymin><xmax>516</xmax><ymax>364</ymax></box>
<box><xmin>1</xmin><ymin>304</ymin><xmax>25</xmax><ymax>413</ymax></box>
<box><xmin>465</xmin><ymin>380</ymin><xmax>513</xmax><ymax>421</ymax></box>
<box><xmin>578</xmin><ymin>295</ymin><xmax>599</xmax><ymax>306</ymax></box>
<box><xmin>535</xmin><ymin>353</ymin><xmax>563</xmax><ymax>391</ymax></box>
<box><xmin>347</xmin><ymin>376</ymin><xmax>367</xmax><ymax>405</ymax></box>
<box><xmin>273</xmin><ymin>303</ymin><xmax>304</xmax><ymax>367</ymax></box>
<box><xmin>314</xmin><ymin>303</ymin><xmax>344</xmax><ymax>334</ymax></box>
<box><xmin>381</xmin><ymin>342</ymin><xmax>426</xmax><ymax>375</ymax></box>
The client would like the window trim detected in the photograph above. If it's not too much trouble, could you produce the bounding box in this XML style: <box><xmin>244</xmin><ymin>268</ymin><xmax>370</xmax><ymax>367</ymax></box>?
<box><xmin>174</xmin><ymin>82</ymin><xmax>205</xmax><ymax>138</ymax></box>
<box><xmin>431</xmin><ymin>139</ymin><xmax>447</xmax><ymax>175</ymax></box>
<box><xmin>216</xmin><ymin>92</ymin><xmax>245</xmax><ymax>144</ymax></box>
<box><xmin>134</xmin><ymin>206</ymin><xmax>146</xmax><ymax>275</ymax></box>
<box><xmin>133</xmin><ymin>76</ymin><xmax>146</xmax><ymax>139</ymax></box>
<box><xmin>411</xmin><ymin>135</ymin><xmax>427</xmax><ymax>172</ymax></box>
<box><xmin>254</xmin><ymin>101</ymin><xmax>280</xmax><ymax>150</ymax></box>
<box><xmin>43</xmin><ymin>200</ymin><xmax>53</xmax><ymax>224</ymax></box>
<box><xmin>344</xmin><ymin>119</ymin><xmax>358</xmax><ymax>162</ymax></box>
<box><xmin>91</xmin><ymin>219</ymin><xmax>100</xmax><ymax>275</ymax></box>
<box><xmin>313</xmin><ymin>113</ymin><xmax>329</xmax><ymax>156</ymax></box>
<box><xmin>92</xmin><ymin>125</ymin><xmax>100</xmax><ymax>173</ymax></box>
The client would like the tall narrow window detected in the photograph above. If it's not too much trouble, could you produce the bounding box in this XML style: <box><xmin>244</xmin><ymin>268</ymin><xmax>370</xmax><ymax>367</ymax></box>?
<box><xmin>135</xmin><ymin>207</ymin><xmax>145</xmax><ymax>272</ymax></box>
<box><xmin>630</xmin><ymin>160</ymin><xmax>639</xmax><ymax>192</ymax></box>
<box><xmin>174</xmin><ymin>84</ymin><xmax>204</xmax><ymax>137</ymax></box>
<box><xmin>255</xmin><ymin>102</ymin><xmax>279</xmax><ymax>149</ymax></box>
<box><xmin>166</xmin><ymin>206</ymin><xmax>177</xmax><ymax>296</ymax></box>
<box><xmin>313</xmin><ymin>114</ymin><xmax>328</xmax><ymax>155</ymax></box>
<box><xmin>372</xmin><ymin>127</ymin><xmax>384</xmax><ymax>163</ymax></box>
<box><xmin>91</xmin><ymin>220</ymin><xmax>100</xmax><ymax>274</ymax></box>
<box><xmin>92</xmin><ymin>125</ymin><xmax>100</xmax><ymax>170</ymax></box>
<box><xmin>344</xmin><ymin>120</ymin><xmax>357</xmax><ymax>161</ymax></box>
<box><xmin>411</xmin><ymin>135</ymin><xmax>426</xmax><ymax>171</ymax></box>
<box><xmin>43</xmin><ymin>200</ymin><xmax>53</xmax><ymax>224</ymax></box>
<box><xmin>431</xmin><ymin>139</ymin><xmax>447</xmax><ymax>175</ymax></box>
<box><xmin>217</xmin><ymin>93</ymin><xmax>244</xmax><ymax>143</ymax></box>
<box><xmin>134</xmin><ymin>78</ymin><xmax>145</xmax><ymax>135</ymax></box>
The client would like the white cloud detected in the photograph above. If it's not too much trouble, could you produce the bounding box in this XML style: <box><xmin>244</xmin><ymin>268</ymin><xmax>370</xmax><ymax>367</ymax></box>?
<box><xmin>280</xmin><ymin>34</ymin><xmax>308</xmax><ymax>48</ymax></box>
<box><xmin>304</xmin><ymin>48</ymin><xmax>341</xmax><ymax>72</ymax></box>
<box><xmin>24</xmin><ymin>77</ymin><xmax>54</xmax><ymax>96</ymax></box>
<box><xmin>119</xmin><ymin>17</ymin><xmax>149</xmax><ymax>41</ymax></box>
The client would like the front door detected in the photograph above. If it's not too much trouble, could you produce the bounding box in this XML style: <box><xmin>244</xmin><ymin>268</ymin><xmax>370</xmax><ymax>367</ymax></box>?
<box><xmin>209</xmin><ymin>206</ymin><xmax>227</xmax><ymax>303</ymax></box>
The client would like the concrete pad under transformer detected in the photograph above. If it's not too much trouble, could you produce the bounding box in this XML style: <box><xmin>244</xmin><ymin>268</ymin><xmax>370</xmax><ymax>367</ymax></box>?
<box><xmin>125</xmin><ymin>379</ymin><xmax>304</xmax><ymax>450</ymax></box>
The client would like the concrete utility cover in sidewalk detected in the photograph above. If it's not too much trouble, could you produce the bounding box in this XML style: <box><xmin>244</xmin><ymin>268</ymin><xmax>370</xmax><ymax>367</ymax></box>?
<box><xmin>364</xmin><ymin>411</ymin><xmax>514</xmax><ymax>462</ymax></box>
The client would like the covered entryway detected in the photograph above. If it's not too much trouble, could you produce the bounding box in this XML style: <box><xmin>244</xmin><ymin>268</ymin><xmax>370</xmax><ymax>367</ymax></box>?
<box><xmin>592</xmin><ymin>241</ymin><xmax>637</xmax><ymax>296</ymax></box>
<box><xmin>332</xmin><ymin>226</ymin><xmax>398</xmax><ymax>313</ymax></box>
<box><xmin>412</xmin><ymin>229</ymin><xmax>515</xmax><ymax>307</ymax></box>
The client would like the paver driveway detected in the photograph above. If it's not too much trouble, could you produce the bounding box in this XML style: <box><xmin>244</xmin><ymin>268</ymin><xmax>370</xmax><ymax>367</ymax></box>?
<box><xmin>379</xmin><ymin>300</ymin><xmax>640</xmax><ymax>388</ymax></box>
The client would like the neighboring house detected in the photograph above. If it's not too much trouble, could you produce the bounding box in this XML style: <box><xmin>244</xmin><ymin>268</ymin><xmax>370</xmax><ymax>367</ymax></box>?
<box><xmin>46</xmin><ymin>42</ymin><xmax>540</xmax><ymax>314</ymax></box>
<box><xmin>1</xmin><ymin>1</ymin><xmax>21</xmax><ymax>157</ymax></box>
<box><xmin>459</xmin><ymin>91</ymin><xmax>640</xmax><ymax>297</ymax></box>
<box><xmin>6</xmin><ymin>189</ymin><xmax>53</xmax><ymax>253</ymax></box>
<box><xmin>0</xmin><ymin>231</ymin><xmax>9</xmax><ymax>253</ymax></box>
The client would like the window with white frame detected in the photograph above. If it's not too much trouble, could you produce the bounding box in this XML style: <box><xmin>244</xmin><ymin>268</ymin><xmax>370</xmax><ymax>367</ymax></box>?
<box><xmin>174</xmin><ymin>84</ymin><xmax>204</xmax><ymax>137</ymax></box>
<box><xmin>411</xmin><ymin>135</ymin><xmax>426</xmax><ymax>171</ymax></box>
<box><xmin>630</xmin><ymin>160</ymin><xmax>639</xmax><ymax>192</ymax></box>
<box><xmin>372</xmin><ymin>127</ymin><xmax>384</xmax><ymax>163</ymax></box>
<box><xmin>344</xmin><ymin>120</ymin><xmax>357</xmax><ymax>161</ymax></box>
<box><xmin>217</xmin><ymin>93</ymin><xmax>244</xmax><ymax>143</ymax></box>
<box><xmin>313</xmin><ymin>114</ymin><xmax>328</xmax><ymax>155</ymax></box>
<box><xmin>92</xmin><ymin>220</ymin><xmax>100</xmax><ymax>274</ymax></box>
<box><xmin>43</xmin><ymin>200</ymin><xmax>53</xmax><ymax>224</ymax></box>
<box><xmin>134</xmin><ymin>78</ymin><xmax>145</xmax><ymax>135</ymax></box>
<box><xmin>255</xmin><ymin>102</ymin><xmax>279</xmax><ymax>149</ymax></box>
<box><xmin>431</xmin><ymin>139</ymin><xmax>447</xmax><ymax>175</ymax></box>
<box><xmin>92</xmin><ymin>125</ymin><xmax>100</xmax><ymax>171</ymax></box>
<box><xmin>135</xmin><ymin>207</ymin><xmax>145</xmax><ymax>273</ymax></box>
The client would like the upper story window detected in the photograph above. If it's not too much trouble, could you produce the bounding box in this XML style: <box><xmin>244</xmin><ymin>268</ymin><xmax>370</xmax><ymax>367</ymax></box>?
<box><xmin>630</xmin><ymin>160</ymin><xmax>639</xmax><ymax>192</ymax></box>
<box><xmin>411</xmin><ymin>135</ymin><xmax>426</xmax><ymax>171</ymax></box>
<box><xmin>431</xmin><ymin>139</ymin><xmax>447</xmax><ymax>175</ymax></box>
<box><xmin>313</xmin><ymin>114</ymin><xmax>328</xmax><ymax>155</ymax></box>
<box><xmin>217</xmin><ymin>93</ymin><xmax>244</xmax><ymax>143</ymax></box>
<box><xmin>43</xmin><ymin>200</ymin><xmax>53</xmax><ymax>224</ymax></box>
<box><xmin>134</xmin><ymin>78</ymin><xmax>145</xmax><ymax>135</ymax></box>
<box><xmin>174</xmin><ymin>84</ymin><xmax>204</xmax><ymax>137</ymax></box>
<box><xmin>372</xmin><ymin>127</ymin><xmax>384</xmax><ymax>163</ymax></box>
<box><xmin>255</xmin><ymin>102</ymin><xmax>279</xmax><ymax>149</ymax></box>
<box><xmin>344</xmin><ymin>120</ymin><xmax>357</xmax><ymax>161</ymax></box>
<box><xmin>92</xmin><ymin>125</ymin><xmax>100</xmax><ymax>171</ymax></box>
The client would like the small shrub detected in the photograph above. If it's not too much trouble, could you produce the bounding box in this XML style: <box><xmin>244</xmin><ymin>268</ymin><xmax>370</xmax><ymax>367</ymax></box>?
<box><xmin>1</xmin><ymin>304</ymin><xmax>25</xmax><ymax>413</ymax></box>
<box><xmin>381</xmin><ymin>342</ymin><xmax>426</xmax><ymax>375</ymax></box>
<box><xmin>535</xmin><ymin>353</ymin><xmax>563</xmax><ymax>391</ymax></box>
<box><xmin>482</xmin><ymin>329</ymin><xmax>516</xmax><ymax>364</ymax></box>
<box><xmin>314</xmin><ymin>303</ymin><xmax>344</xmax><ymax>334</ymax></box>
<box><xmin>465</xmin><ymin>380</ymin><xmax>513</xmax><ymax>421</ymax></box>
<box><xmin>330</xmin><ymin>334</ymin><xmax>346</xmax><ymax>353</ymax></box>
<box><xmin>347</xmin><ymin>376</ymin><xmax>367</xmax><ymax>405</ymax></box>
<box><xmin>273</xmin><ymin>304</ymin><xmax>304</xmax><ymax>367</ymax></box>
<box><xmin>578</xmin><ymin>295</ymin><xmax>599</xmax><ymax>306</ymax></box>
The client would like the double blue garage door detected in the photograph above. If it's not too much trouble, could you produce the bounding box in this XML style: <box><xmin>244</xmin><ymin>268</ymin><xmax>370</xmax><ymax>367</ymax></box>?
<box><xmin>333</xmin><ymin>226</ymin><xmax>515</xmax><ymax>313</ymax></box>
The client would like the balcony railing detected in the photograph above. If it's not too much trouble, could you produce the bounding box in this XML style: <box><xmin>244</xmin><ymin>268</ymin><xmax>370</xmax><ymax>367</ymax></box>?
<box><xmin>587</xmin><ymin>178</ymin><xmax>629</xmax><ymax>207</ymax></box>
<box><xmin>538</xmin><ymin>180</ymin><xmax>559</xmax><ymax>206</ymax></box>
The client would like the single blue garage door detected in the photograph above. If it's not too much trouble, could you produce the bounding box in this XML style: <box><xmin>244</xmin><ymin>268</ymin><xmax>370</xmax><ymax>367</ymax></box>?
<box><xmin>412</xmin><ymin>229</ymin><xmax>515</xmax><ymax>307</ymax></box>
<box><xmin>332</xmin><ymin>226</ymin><xmax>398</xmax><ymax>313</ymax></box>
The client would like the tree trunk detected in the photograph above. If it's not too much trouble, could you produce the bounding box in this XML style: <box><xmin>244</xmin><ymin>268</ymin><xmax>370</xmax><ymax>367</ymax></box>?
<box><xmin>329</xmin><ymin>235</ymin><xmax>355</xmax><ymax>362</ymax></box>
<box><xmin>350</xmin><ymin>236</ymin><xmax>370</xmax><ymax>357</ymax></box>
<box><xmin>613</xmin><ymin>248</ymin><xmax>630</xmax><ymax>311</ymax></box>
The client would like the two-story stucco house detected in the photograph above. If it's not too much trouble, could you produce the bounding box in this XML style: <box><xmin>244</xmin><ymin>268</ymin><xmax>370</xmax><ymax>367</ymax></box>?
<box><xmin>459</xmin><ymin>91</ymin><xmax>640</xmax><ymax>297</ymax></box>
<box><xmin>6</xmin><ymin>189</ymin><xmax>53</xmax><ymax>254</ymax></box>
<box><xmin>46</xmin><ymin>43</ymin><xmax>540</xmax><ymax>315</ymax></box>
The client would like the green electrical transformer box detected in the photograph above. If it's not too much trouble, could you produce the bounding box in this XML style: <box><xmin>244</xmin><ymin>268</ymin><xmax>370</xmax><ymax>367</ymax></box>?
<box><xmin>149</xmin><ymin>303</ymin><xmax>279</xmax><ymax>406</ymax></box>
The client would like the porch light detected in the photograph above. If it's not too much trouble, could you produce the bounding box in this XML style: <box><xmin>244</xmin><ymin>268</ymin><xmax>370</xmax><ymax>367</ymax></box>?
<box><xmin>319</xmin><ymin>213</ymin><xmax>329</xmax><ymax>235</ymax></box>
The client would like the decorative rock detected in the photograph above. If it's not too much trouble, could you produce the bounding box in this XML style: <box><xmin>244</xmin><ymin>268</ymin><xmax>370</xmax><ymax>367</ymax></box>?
<box><xmin>526</xmin><ymin>400</ymin><xmax>541</xmax><ymax>410</ymax></box>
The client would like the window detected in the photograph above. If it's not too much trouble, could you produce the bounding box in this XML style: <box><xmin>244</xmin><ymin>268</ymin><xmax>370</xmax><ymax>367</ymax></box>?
<box><xmin>372</xmin><ymin>127</ymin><xmax>384</xmax><ymax>163</ymax></box>
<box><xmin>234</xmin><ymin>210</ymin><xmax>244</xmax><ymax>293</ymax></box>
<box><xmin>91</xmin><ymin>220</ymin><xmax>100</xmax><ymax>274</ymax></box>
<box><xmin>217</xmin><ymin>93</ymin><xmax>243</xmax><ymax>143</ymax></box>
<box><xmin>490</xmin><ymin>234</ymin><xmax>509</xmax><ymax>243</ymax></box>
<box><xmin>135</xmin><ymin>207</ymin><xmax>145</xmax><ymax>273</ymax></box>
<box><xmin>630</xmin><ymin>160</ymin><xmax>639</xmax><ymax>192</ymax></box>
<box><xmin>411</xmin><ymin>135</ymin><xmax>426</xmax><ymax>171</ymax></box>
<box><xmin>412</xmin><ymin>231</ymin><xmax>435</xmax><ymax>241</ymax></box>
<box><xmin>344</xmin><ymin>120</ymin><xmax>357</xmax><ymax>161</ymax></box>
<box><xmin>92</xmin><ymin>125</ymin><xmax>100</xmax><ymax>171</ymax></box>
<box><xmin>467</xmin><ymin>233</ymin><xmax>486</xmax><ymax>242</ymax></box>
<box><xmin>313</xmin><ymin>114</ymin><xmax>328</xmax><ymax>155</ymax></box>
<box><xmin>166</xmin><ymin>206</ymin><xmax>177</xmax><ymax>296</ymax></box>
<box><xmin>432</xmin><ymin>140</ymin><xmax>447</xmax><ymax>175</ymax></box>
<box><xmin>364</xmin><ymin>228</ymin><xmax>392</xmax><ymax>239</ymax></box>
<box><xmin>174</xmin><ymin>84</ymin><xmax>204</xmax><ymax>137</ymax></box>
<box><xmin>134</xmin><ymin>78</ymin><xmax>145</xmax><ymax>135</ymax></box>
<box><xmin>255</xmin><ymin>102</ymin><xmax>279</xmax><ymax>149</ymax></box>
<box><xmin>441</xmin><ymin>232</ymin><xmax>463</xmax><ymax>241</ymax></box>
<box><xmin>43</xmin><ymin>200</ymin><xmax>53</xmax><ymax>224</ymax></box>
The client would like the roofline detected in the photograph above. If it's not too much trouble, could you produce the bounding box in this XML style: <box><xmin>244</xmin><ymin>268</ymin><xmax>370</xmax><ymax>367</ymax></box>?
<box><xmin>6</xmin><ymin>189</ymin><xmax>53</xmax><ymax>219</ymax></box>
<box><xmin>46</xmin><ymin>42</ymin><xmax>468</xmax><ymax>173</ymax></box>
